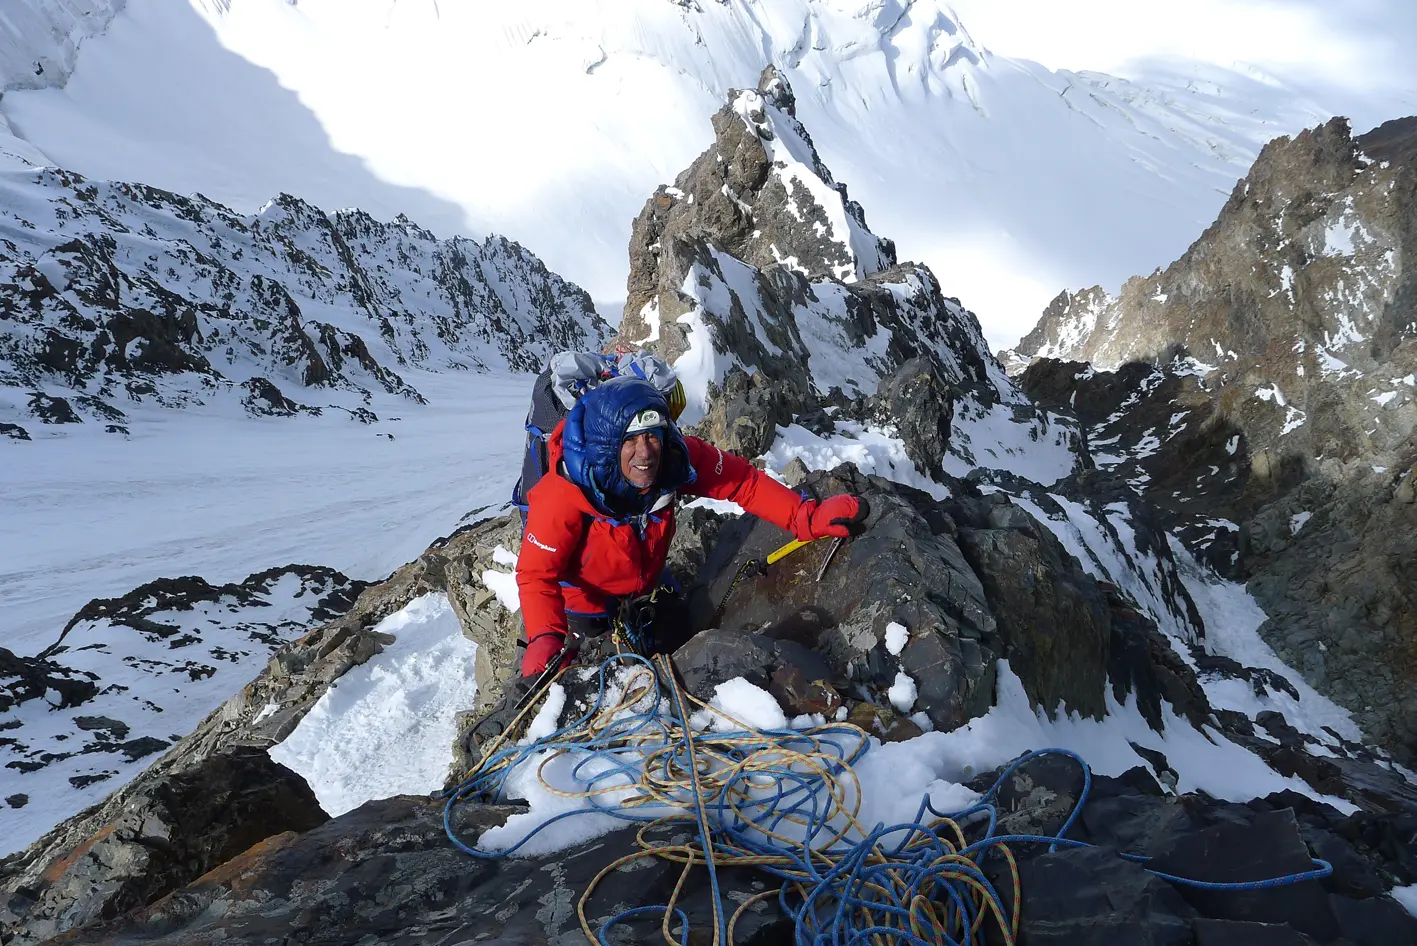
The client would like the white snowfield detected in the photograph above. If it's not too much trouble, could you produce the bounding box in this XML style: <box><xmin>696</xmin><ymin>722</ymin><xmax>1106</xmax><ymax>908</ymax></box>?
<box><xmin>0</xmin><ymin>0</ymin><xmax>1390</xmax><ymax>346</ymax></box>
<box><xmin>2</xmin><ymin>370</ymin><xmax>528</xmax><ymax>658</ymax></box>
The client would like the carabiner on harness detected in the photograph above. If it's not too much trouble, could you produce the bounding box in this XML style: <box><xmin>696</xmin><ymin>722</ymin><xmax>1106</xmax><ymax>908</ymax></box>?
<box><xmin>614</xmin><ymin>585</ymin><xmax>666</xmax><ymax>656</ymax></box>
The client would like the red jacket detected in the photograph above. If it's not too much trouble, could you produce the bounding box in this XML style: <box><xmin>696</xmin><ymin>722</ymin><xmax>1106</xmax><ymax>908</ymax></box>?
<box><xmin>515</xmin><ymin>421</ymin><xmax>804</xmax><ymax>665</ymax></box>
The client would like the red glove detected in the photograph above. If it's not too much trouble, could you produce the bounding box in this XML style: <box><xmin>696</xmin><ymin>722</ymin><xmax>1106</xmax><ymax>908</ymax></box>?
<box><xmin>791</xmin><ymin>494</ymin><xmax>870</xmax><ymax>541</ymax></box>
<box><xmin>520</xmin><ymin>631</ymin><xmax>567</xmax><ymax>678</ymax></box>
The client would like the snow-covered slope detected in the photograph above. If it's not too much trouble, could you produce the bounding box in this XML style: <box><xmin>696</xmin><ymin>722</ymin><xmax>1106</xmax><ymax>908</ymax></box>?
<box><xmin>0</xmin><ymin>0</ymin><xmax>1360</xmax><ymax>345</ymax></box>
<box><xmin>1</xmin><ymin>564</ymin><xmax>359</xmax><ymax>857</ymax></box>
<box><xmin>0</xmin><ymin>0</ymin><xmax>124</xmax><ymax>92</ymax></box>
<box><xmin>0</xmin><ymin>0</ymin><xmax>125</xmax><ymax>169</ymax></box>
<box><xmin>1</xmin><ymin>367</ymin><xmax>532</xmax><ymax>857</ymax></box>
<box><xmin>0</xmin><ymin>165</ymin><xmax>607</xmax><ymax>436</ymax></box>
<box><xmin>1</xmin><ymin>369</ymin><xmax>529</xmax><ymax>657</ymax></box>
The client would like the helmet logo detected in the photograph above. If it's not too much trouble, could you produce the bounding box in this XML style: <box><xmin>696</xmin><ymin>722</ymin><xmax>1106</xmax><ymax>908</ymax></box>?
<box><xmin>625</xmin><ymin>408</ymin><xmax>664</xmax><ymax>437</ymax></box>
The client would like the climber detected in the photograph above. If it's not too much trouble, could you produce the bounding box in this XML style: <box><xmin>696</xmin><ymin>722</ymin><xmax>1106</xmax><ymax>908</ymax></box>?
<box><xmin>474</xmin><ymin>374</ymin><xmax>869</xmax><ymax>746</ymax></box>
<box><xmin>512</xmin><ymin>348</ymin><xmax>688</xmax><ymax>519</ymax></box>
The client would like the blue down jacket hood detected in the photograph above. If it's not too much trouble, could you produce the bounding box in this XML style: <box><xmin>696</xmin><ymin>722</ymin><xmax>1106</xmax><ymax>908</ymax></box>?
<box><xmin>562</xmin><ymin>376</ymin><xmax>694</xmax><ymax>517</ymax></box>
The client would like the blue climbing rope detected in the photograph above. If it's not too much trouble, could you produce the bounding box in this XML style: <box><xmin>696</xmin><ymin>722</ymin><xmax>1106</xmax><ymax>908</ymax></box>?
<box><xmin>443</xmin><ymin>654</ymin><xmax>1333</xmax><ymax>945</ymax></box>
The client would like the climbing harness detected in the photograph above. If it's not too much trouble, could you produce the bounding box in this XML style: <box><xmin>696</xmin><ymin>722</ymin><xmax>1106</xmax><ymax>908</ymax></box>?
<box><xmin>511</xmin><ymin>581</ymin><xmax>671</xmax><ymax>726</ymax></box>
<box><xmin>513</xmin><ymin>627</ymin><xmax>587</xmax><ymax>715</ymax></box>
<box><xmin>445</xmin><ymin>654</ymin><xmax>1333</xmax><ymax>946</ymax></box>
<box><xmin>611</xmin><ymin>585</ymin><xmax>667</xmax><ymax>657</ymax></box>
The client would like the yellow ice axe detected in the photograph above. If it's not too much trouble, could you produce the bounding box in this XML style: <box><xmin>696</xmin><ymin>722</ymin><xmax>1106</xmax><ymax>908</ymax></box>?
<box><xmin>766</xmin><ymin>538</ymin><xmax>814</xmax><ymax>566</ymax></box>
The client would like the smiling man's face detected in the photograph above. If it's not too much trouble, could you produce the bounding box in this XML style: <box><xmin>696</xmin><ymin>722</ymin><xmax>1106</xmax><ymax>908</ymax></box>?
<box><xmin>619</xmin><ymin>431</ymin><xmax>662</xmax><ymax>489</ymax></box>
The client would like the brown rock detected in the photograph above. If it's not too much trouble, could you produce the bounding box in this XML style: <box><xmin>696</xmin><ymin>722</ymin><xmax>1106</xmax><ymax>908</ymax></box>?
<box><xmin>767</xmin><ymin>663</ymin><xmax>842</xmax><ymax>717</ymax></box>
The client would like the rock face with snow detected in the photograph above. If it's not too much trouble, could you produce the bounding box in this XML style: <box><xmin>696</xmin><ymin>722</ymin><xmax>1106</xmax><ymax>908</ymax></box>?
<box><xmin>1006</xmin><ymin>116</ymin><xmax>1417</xmax><ymax>764</ymax></box>
<box><xmin>0</xmin><ymin>169</ymin><xmax>609</xmax><ymax>435</ymax></box>
<box><xmin>1008</xmin><ymin>117</ymin><xmax>1417</xmax><ymax>466</ymax></box>
<box><xmin>1020</xmin><ymin>359</ymin><xmax>1253</xmax><ymax>574</ymax></box>
<box><xmin>619</xmin><ymin>67</ymin><xmax>963</xmax><ymax>403</ymax></box>
<box><xmin>688</xmin><ymin>465</ymin><xmax>1212</xmax><ymax>735</ymax></box>
<box><xmin>0</xmin><ymin>548</ymin><xmax>441</xmax><ymax>942</ymax></box>
<box><xmin>8</xmin><ymin>58</ymin><xmax>1417</xmax><ymax>946</ymax></box>
<box><xmin>1021</xmin><ymin>353</ymin><xmax>1417</xmax><ymax>764</ymax></box>
<box><xmin>625</xmin><ymin>65</ymin><xmax>896</xmax><ymax>295</ymax></box>
<box><xmin>618</xmin><ymin>67</ymin><xmax>1075</xmax><ymax>479</ymax></box>
<box><xmin>6</xmin><ymin>486</ymin><xmax>1417</xmax><ymax>945</ymax></box>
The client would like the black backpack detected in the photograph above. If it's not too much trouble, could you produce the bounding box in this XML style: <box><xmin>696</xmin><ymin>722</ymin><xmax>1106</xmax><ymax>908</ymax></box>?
<box><xmin>512</xmin><ymin>367</ymin><xmax>576</xmax><ymax>517</ymax></box>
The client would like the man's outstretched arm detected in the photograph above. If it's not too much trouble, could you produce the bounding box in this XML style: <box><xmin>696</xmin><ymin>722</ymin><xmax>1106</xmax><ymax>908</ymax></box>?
<box><xmin>682</xmin><ymin>436</ymin><xmax>868</xmax><ymax>539</ymax></box>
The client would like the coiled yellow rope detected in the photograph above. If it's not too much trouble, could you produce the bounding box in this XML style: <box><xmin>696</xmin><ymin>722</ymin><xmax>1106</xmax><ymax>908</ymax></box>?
<box><xmin>450</xmin><ymin>653</ymin><xmax>1020</xmax><ymax>946</ymax></box>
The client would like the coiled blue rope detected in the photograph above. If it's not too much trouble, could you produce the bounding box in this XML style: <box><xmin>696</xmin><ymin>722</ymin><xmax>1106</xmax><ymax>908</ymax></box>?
<box><xmin>443</xmin><ymin>654</ymin><xmax>1333</xmax><ymax>945</ymax></box>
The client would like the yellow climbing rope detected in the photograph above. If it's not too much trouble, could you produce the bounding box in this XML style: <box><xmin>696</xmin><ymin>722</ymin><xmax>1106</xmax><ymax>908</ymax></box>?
<box><xmin>449</xmin><ymin>653</ymin><xmax>1021</xmax><ymax>946</ymax></box>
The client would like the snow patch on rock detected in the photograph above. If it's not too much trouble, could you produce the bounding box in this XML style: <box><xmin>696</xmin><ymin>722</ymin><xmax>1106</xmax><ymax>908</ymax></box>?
<box><xmin>269</xmin><ymin>593</ymin><xmax>478</xmax><ymax>818</ymax></box>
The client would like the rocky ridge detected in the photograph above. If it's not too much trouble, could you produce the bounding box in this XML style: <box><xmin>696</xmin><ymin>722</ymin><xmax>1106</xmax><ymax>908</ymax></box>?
<box><xmin>5</xmin><ymin>466</ymin><xmax>1417</xmax><ymax>944</ymax></box>
<box><xmin>620</xmin><ymin>66</ymin><xmax>1078</xmax><ymax>482</ymax></box>
<box><xmin>4</xmin><ymin>73</ymin><xmax>1417</xmax><ymax>946</ymax></box>
<box><xmin>0</xmin><ymin>168</ymin><xmax>609</xmax><ymax>437</ymax></box>
<box><xmin>1005</xmin><ymin>115</ymin><xmax>1417</xmax><ymax>765</ymax></box>
<box><xmin>1006</xmin><ymin>117</ymin><xmax>1417</xmax><ymax>467</ymax></box>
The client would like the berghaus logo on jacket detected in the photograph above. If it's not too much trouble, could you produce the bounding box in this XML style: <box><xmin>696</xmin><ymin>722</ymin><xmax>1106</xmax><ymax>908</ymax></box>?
<box><xmin>526</xmin><ymin>533</ymin><xmax>558</xmax><ymax>553</ymax></box>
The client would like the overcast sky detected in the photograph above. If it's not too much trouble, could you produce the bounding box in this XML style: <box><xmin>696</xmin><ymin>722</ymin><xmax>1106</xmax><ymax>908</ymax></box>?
<box><xmin>947</xmin><ymin>0</ymin><xmax>1416</xmax><ymax>131</ymax></box>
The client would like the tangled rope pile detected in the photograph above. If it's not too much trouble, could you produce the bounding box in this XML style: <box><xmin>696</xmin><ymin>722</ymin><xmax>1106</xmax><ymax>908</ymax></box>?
<box><xmin>443</xmin><ymin>652</ymin><xmax>1332</xmax><ymax>946</ymax></box>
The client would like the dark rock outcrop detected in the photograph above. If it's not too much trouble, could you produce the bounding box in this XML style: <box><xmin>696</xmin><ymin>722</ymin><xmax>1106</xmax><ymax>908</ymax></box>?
<box><xmin>1004</xmin><ymin>117</ymin><xmax>1417</xmax><ymax>761</ymax></box>
<box><xmin>239</xmin><ymin>375</ymin><xmax>307</xmax><ymax>417</ymax></box>
<box><xmin>0</xmin><ymin>647</ymin><xmax>98</xmax><ymax>714</ymax></box>
<box><xmin>1019</xmin><ymin>358</ymin><xmax>1252</xmax><ymax>574</ymax></box>
<box><xmin>36</xmin><ymin>795</ymin><xmax>793</xmax><ymax>946</ymax></box>
<box><xmin>863</xmin><ymin>355</ymin><xmax>955</xmax><ymax>476</ymax></box>
<box><xmin>1001</xmin><ymin>843</ymin><xmax>1198</xmax><ymax>945</ymax></box>
<box><xmin>25</xmin><ymin>392</ymin><xmax>79</xmax><ymax>424</ymax></box>
<box><xmin>615</xmin><ymin>67</ymin><xmax>1016</xmax><ymax>487</ymax></box>
<box><xmin>1018</xmin><ymin>351</ymin><xmax>1417</xmax><ymax>763</ymax></box>
<box><xmin>25</xmin><ymin>750</ymin><xmax>1417</xmax><ymax>946</ymax></box>
<box><xmin>954</xmin><ymin>508</ymin><xmax>1110</xmax><ymax>719</ymax></box>
<box><xmin>624</xmin><ymin>64</ymin><xmax>894</xmax><ymax>301</ymax></box>
<box><xmin>693</xmin><ymin>466</ymin><xmax>1197</xmax><ymax>731</ymax></box>
<box><xmin>0</xmin><ymin>746</ymin><xmax>326</xmax><ymax>945</ymax></box>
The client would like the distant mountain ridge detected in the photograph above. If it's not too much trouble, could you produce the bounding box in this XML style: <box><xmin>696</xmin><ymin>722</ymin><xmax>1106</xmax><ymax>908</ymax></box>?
<box><xmin>1006</xmin><ymin>116</ymin><xmax>1417</xmax><ymax>465</ymax></box>
<box><xmin>0</xmin><ymin>167</ymin><xmax>609</xmax><ymax>438</ymax></box>
<box><xmin>0</xmin><ymin>0</ymin><xmax>1350</xmax><ymax>343</ymax></box>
